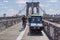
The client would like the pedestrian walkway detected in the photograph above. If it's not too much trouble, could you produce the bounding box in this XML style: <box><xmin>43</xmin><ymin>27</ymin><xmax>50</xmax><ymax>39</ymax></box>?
<box><xmin>21</xmin><ymin>25</ymin><xmax>49</xmax><ymax>40</ymax></box>
<box><xmin>18</xmin><ymin>25</ymin><xmax>49</xmax><ymax>40</ymax></box>
<box><xmin>0</xmin><ymin>22</ymin><xmax>49</xmax><ymax>40</ymax></box>
<box><xmin>0</xmin><ymin>22</ymin><xmax>22</xmax><ymax>40</ymax></box>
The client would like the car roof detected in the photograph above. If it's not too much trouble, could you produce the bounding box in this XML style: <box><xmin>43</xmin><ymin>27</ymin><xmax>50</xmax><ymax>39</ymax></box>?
<box><xmin>31</xmin><ymin>14</ymin><xmax>41</xmax><ymax>16</ymax></box>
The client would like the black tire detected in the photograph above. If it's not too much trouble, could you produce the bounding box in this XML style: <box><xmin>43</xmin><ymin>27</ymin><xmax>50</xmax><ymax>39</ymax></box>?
<box><xmin>29</xmin><ymin>28</ymin><xmax>34</xmax><ymax>33</ymax></box>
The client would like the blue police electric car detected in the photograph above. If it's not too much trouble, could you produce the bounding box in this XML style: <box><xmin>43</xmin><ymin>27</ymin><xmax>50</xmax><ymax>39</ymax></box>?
<box><xmin>28</xmin><ymin>14</ymin><xmax>43</xmax><ymax>33</ymax></box>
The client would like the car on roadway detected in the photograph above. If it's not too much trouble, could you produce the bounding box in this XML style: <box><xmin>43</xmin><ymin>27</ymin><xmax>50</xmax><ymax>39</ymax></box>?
<box><xmin>28</xmin><ymin>14</ymin><xmax>44</xmax><ymax>33</ymax></box>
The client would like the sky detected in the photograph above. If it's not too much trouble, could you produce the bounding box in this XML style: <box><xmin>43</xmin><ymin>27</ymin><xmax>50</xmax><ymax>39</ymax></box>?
<box><xmin>0</xmin><ymin>0</ymin><xmax>60</xmax><ymax>16</ymax></box>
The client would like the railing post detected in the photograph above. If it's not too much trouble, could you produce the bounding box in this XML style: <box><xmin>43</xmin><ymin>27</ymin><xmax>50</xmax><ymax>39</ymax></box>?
<box><xmin>58</xmin><ymin>28</ymin><xmax>60</xmax><ymax>40</ymax></box>
<box><xmin>43</xmin><ymin>22</ymin><xmax>48</xmax><ymax>32</ymax></box>
<box><xmin>47</xmin><ymin>23</ymin><xmax>50</xmax><ymax>36</ymax></box>
<box><xmin>54</xmin><ymin>27</ymin><xmax>59</xmax><ymax>40</ymax></box>
<box><xmin>49</xmin><ymin>24</ymin><xmax>54</xmax><ymax>40</ymax></box>
<box><xmin>43</xmin><ymin>22</ymin><xmax>50</xmax><ymax>36</ymax></box>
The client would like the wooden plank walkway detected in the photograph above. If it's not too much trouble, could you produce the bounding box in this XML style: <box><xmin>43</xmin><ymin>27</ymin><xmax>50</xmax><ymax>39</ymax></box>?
<box><xmin>0</xmin><ymin>22</ymin><xmax>22</xmax><ymax>40</ymax></box>
<box><xmin>0</xmin><ymin>22</ymin><xmax>49</xmax><ymax>40</ymax></box>
<box><xmin>21</xmin><ymin>25</ymin><xmax>49</xmax><ymax>40</ymax></box>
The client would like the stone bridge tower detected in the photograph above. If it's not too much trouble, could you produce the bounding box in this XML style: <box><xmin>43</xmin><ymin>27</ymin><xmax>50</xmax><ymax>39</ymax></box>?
<box><xmin>26</xmin><ymin>2</ymin><xmax>39</xmax><ymax>16</ymax></box>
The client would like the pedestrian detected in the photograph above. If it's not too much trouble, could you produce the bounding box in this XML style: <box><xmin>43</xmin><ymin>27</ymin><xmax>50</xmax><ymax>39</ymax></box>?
<box><xmin>22</xmin><ymin>15</ymin><xmax>27</xmax><ymax>28</ymax></box>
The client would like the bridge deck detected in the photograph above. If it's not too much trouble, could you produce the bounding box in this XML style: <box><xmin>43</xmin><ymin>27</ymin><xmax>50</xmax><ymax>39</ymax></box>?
<box><xmin>0</xmin><ymin>22</ymin><xmax>22</xmax><ymax>40</ymax></box>
<box><xmin>21</xmin><ymin>25</ymin><xmax>49</xmax><ymax>40</ymax></box>
<box><xmin>0</xmin><ymin>22</ymin><xmax>49</xmax><ymax>40</ymax></box>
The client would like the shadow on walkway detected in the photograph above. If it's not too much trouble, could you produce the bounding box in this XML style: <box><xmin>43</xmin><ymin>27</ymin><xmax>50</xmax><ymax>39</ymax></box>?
<box><xmin>28</xmin><ymin>31</ymin><xmax>43</xmax><ymax>36</ymax></box>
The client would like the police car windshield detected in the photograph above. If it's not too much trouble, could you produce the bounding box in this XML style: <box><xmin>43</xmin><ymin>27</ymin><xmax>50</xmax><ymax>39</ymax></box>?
<box><xmin>30</xmin><ymin>16</ymin><xmax>42</xmax><ymax>23</ymax></box>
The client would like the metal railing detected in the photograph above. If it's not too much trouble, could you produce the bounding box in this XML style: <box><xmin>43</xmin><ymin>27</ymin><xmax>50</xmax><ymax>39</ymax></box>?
<box><xmin>43</xmin><ymin>20</ymin><xmax>60</xmax><ymax>40</ymax></box>
<box><xmin>0</xmin><ymin>18</ymin><xmax>21</xmax><ymax>32</ymax></box>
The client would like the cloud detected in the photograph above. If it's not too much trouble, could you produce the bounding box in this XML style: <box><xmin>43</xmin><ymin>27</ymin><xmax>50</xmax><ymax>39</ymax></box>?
<box><xmin>48</xmin><ymin>0</ymin><xmax>58</xmax><ymax>2</ymax></box>
<box><xmin>45</xmin><ymin>8</ymin><xmax>60</xmax><ymax>15</ymax></box>
<box><xmin>40</xmin><ymin>3</ymin><xmax>50</xmax><ymax>8</ymax></box>
<box><xmin>0</xmin><ymin>8</ymin><xmax>18</xmax><ymax>17</ymax></box>
<box><xmin>5</xmin><ymin>9</ymin><xmax>18</xmax><ymax>16</ymax></box>
<box><xmin>40</xmin><ymin>4</ymin><xmax>44</xmax><ymax>7</ymax></box>
<box><xmin>0</xmin><ymin>4</ymin><xmax>3</xmax><ymax>5</ymax></box>
<box><xmin>0</xmin><ymin>2</ymin><xmax>3</xmax><ymax>5</ymax></box>
<box><xmin>16</xmin><ymin>0</ymin><xmax>29</xmax><ymax>4</ymax></box>
<box><xmin>3</xmin><ymin>6</ymin><xmax>7</xmax><ymax>8</ymax></box>
<box><xmin>3</xmin><ymin>0</ymin><xmax>8</xmax><ymax>3</ymax></box>
<box><xmin>46</xmin><ymin>9</ymin><xmax>55</xmax><ymax>14</ymax></box>
<box><xmin>1</xmin><ymin>5</ymin><xmax>8</xmax><ymax>8</ymax></box>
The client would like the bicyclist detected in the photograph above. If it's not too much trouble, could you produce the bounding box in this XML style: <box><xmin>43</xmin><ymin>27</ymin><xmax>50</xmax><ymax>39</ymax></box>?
<box><xmin>22</xmin><ymin>15</ymin><xmax>27</xmax><ymax>28</ymax></box>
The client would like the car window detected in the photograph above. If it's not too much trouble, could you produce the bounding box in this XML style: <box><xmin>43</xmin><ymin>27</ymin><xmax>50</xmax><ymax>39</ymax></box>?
<box><xmin>30</xmin><ymin>16</ymin><xmax>42</xmax><ymax>23</ymax></box>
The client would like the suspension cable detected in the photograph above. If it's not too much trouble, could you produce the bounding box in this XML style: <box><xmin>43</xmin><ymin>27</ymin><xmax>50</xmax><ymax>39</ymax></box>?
<box><xmin>18</xmin><ymin>6</ymin><xmax>26</xmax><ymax>14</ymax></box>
<box><xmin>39</xmin><ymin>6</ymin><xmax>46</xmax><ymax>14</ymax></box>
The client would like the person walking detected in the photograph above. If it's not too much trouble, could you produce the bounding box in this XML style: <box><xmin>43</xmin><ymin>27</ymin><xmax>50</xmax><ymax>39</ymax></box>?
<box><xmin>22</xmin><ymin>15</ymin><xmax>27</xmax><ymax>28</ymax></box>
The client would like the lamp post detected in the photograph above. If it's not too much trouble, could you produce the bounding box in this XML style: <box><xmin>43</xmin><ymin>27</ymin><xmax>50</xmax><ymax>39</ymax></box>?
<box><xmin>3</xmin><ymin>13</ymin><xmax>6</xmax><ymax>17</ymax></box>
